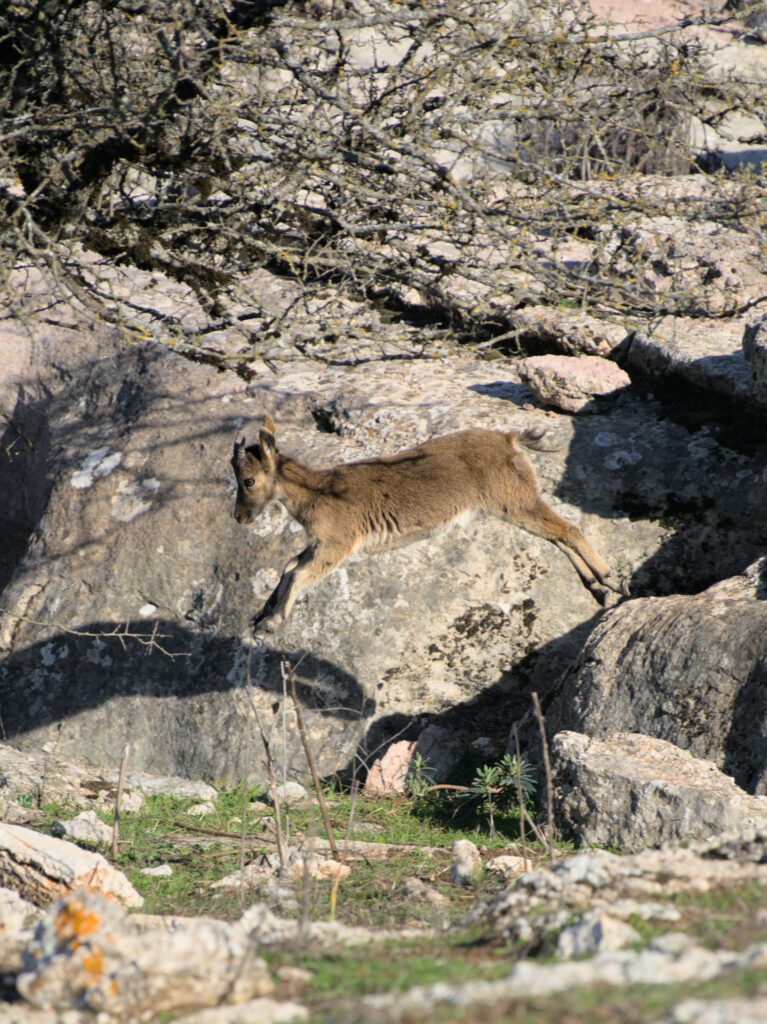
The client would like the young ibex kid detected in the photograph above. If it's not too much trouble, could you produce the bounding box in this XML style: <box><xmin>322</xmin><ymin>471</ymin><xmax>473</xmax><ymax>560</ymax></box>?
<box><xmin>232</xmin><ymin>414</ymin><xmax>628</xmax><ymax>634</ymax></box>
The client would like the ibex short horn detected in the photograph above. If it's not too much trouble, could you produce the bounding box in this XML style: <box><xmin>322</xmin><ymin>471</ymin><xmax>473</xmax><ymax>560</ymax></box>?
<box><xmin>230</xmin><ymin>416</ymin><xmax>629</xmax><ymax>634</ymax></box>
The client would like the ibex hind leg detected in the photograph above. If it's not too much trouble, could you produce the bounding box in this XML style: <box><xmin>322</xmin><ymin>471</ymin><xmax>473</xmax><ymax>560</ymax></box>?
<box><xmin>553</xmin><ymin>540</ymin><xmax>627</xmax><ymax>606</ymax></box>
<box><xmin>514</xmin><ymin>500</ymin><xmax>629</xmax><ymax>604</ymax></box>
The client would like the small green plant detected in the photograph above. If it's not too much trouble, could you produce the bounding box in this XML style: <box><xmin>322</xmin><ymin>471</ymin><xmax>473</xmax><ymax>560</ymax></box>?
<box><xmin>466</xmin><ymin>754</ymin><xmax>535</xmax><ymax>836</ymax></box>
<box><xmin>405</xmin><ymin>752</ymin><xmax>437</xmax><ymax>798</ymax></box>
<box><xmin>15</xmin><ymin>793</ymin><xmax>33</xmax><ymax>807</ymax></box>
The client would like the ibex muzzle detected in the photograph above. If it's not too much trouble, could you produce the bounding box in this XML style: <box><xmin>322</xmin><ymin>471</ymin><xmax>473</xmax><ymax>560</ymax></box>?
<box><xmin>231</xmin><ymin>415</ymin><xmax>628</xmax><ymax>634</ymax></box>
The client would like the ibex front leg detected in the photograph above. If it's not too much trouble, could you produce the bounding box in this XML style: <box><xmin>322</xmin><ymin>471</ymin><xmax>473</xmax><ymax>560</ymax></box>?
<box><xmin>252</xmin><ymin>542</ymin><xmax>352</xmax><ymax>634</ymax></box>
<box><xmin>515</xmin><ymin>499</ymin><xmax>629</xmax><ymax>606</ymax></box>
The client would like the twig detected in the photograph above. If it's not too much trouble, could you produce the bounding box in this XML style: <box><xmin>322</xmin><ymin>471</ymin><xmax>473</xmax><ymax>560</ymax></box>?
<box><xmin>239</xmin><ymin>732</ymin><xmax>251</xmax><ymax>912</ymax></box>
<box><xmin>0</xmin><ymin>608</ymin><xmax>186</xmax><ymax>660</ymax></box>
<box><xmin>531</xmin><ymin>691</ymin><xmax>555</xmax><ymax>863</ymax></box>
<box><xmin>112</xmin><ymin>742</ymin><xmax>131</xmax><ymax>859</ymax></box>
<box><xmin>513</xmin><ymin>725</ymin><xmax>528</xmax><ymax>873</ymax></box>
<box><xmin>281</xmin><ymin>659</ymin><xmax>290</xmax><ymax>850</ymax></box>
<box><xmin>244</xmin><ymin>646</ymin><xmax>289</xmax><ymax>871</ymax></box>
<box><xmin>283</xmin><ymin>660</ymin><xmax>339</xmax><ymax>860</ymax></box>
<box><xmin>171</xmin><ymin>819</ymin><xmax>278</xmax><ymax>843</ymax></box>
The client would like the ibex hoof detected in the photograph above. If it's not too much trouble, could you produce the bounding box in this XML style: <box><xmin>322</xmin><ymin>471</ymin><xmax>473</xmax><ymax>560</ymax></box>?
<box><xmin>252</xmin><ymin>614</ymin><xmax>279</xmax><ymax>635</ymax></box>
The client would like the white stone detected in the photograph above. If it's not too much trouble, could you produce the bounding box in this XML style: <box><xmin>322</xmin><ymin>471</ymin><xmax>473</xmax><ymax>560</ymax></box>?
<box><xmin>557</xmin><ymin>914</ymin><xmax>641</xmax><ymax>958</ymax></box>
<box><xmin>450</xmin><ymin>839</ymin><xmax>481</xmax><ymax>884</ymax></box>
<box><xmin>141</xmin><ymin>864</ymin><xmax>173</xmax><ymax>877</ymax></box>
<box><xmin>51</xmin><ymin>810</ymin><xmax>113</xmax><ymax>845</ymax></box>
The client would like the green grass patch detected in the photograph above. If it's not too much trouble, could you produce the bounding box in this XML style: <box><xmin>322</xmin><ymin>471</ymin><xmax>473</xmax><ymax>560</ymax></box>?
<box><xmin>31</xmin><ymin>785</ymin><xmax>545</xmax><ymax>925</ymax></box>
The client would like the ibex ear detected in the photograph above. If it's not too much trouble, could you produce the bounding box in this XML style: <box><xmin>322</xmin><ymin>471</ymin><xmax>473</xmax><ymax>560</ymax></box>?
<box><xmin>233</xmin><ymin>435</ymin><xmax>247</xmax><ymax>464</ymax></box>
<box><xmin>259</xmin><ymin>414</ymin><xmax>276</xmax><ymax>462</ymax></box>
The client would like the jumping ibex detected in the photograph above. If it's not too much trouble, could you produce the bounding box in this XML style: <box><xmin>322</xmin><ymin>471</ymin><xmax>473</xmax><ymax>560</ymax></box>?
<box><xmin>232</xmin><ymin>415</ymin><xmax>628</xmax><ymax>634</ymax></box>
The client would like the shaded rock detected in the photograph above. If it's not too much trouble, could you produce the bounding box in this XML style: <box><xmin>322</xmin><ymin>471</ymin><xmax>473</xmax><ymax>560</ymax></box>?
<box><xmin>517</xmin><ymin>355</ymin><xmax>631</xmax><ymax>413</ymax></box>
<box><xmin>0</xmin><ymin>824</ymin><xmax>143</xmax><ymax>909</ymax></box>
<box><xmin>544</xmin><ymin>560</ymin><xmax>767</xmax><ymax>794</ymax></box>
<box><xmin>726</xmin><ymin>0</ymin><xmax>767</xmax><ymax>43</ymax></box>
<box><xmin>450</xmin><ymin>839</ymin><xmax>481</xmax><ymax>884</ymax></box>
<box><xmin>550</xmin><ymin>732</ymin><xmax>767</xmax><ymax>851</ymax></box>
<box><xmin>743</xmin><ymin>313</ymin><xmax>767</xmax><ymax>392</ymax></box>
<box><xmin>16</xmin><ymin>891</ymin><xmax>273</xmax><ymax>1016</ymax></box>
<box><xmin>620</xmin><ymin>316</ymin><xmax>767</xmax><ymax>420</ymax></box>
<box><xmin>504</xmin><ymin>305</ymin><xmax>629</xmax><ymax>357</ymax></box>
<box><xmin>50</xmin><ymin>811</ymin><xmax>113</xmax><ymax>846</ymax></box>
<box><xmin>556</xmin><ymin>913</ymin><xmax>640</xmax><ymax>958</ymax></box>
<box><xmin>412</xmin><ymin>725</ymin><xmax>463</xmax><ymax>786</ymax></box>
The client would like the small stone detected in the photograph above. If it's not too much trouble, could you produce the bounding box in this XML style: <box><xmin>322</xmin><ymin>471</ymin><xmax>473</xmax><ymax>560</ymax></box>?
<box><xmin>517</xmin><ymin>354</ymin><xmax>631</xmax><ymax>413</ymax></box>
<box><xmin>648</xmin><ymin>932</ymin><xmax>695</xmax><ymax>956</ymax></box>
<box><xmin>557</xmin><ymin>913</ymin><xmax>641</xmax><ymax>958</ymax></box>
<box><xmin>399</xmin><ymin>876</ymin><xmax>449</xmax><ymax>905</ymax></box>
<box><xmin>275</xmin><ymin>965</ymin><xmax>314</xmax><ymax>985</ymax></box>
<box><xmin>188</xmin><ymin>801</ymin><xmax>217</xmax><ymax>817</ymax></box>
<box><xmin>270</xmin><ymin>782</ymin><xmax>308</xmax><ymax>805</ymax></box>
<box><xmin>485</xmin><ymin>855</ymin><xmax>527</xmax><ymax>878</ymax></box>
<box><xmin>141</xmin><ymin>864</ymin><xmax>173</xmax><ymax>877</ymax></box>
<box><xmin>51</xmin><ymin>810</ymin><xmax>113</xmax><ymax>845</ymax></box>
<box><xmin>450</xmin><ymin>839</ymin><xmax>481</xmax><ymax>884</ymax></box>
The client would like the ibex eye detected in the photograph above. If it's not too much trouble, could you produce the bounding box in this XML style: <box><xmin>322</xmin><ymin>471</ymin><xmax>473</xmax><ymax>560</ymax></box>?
<box><xmin>244</xmin><ymin>477</ymin><xmax>255</xmax><ymax>488</ymax></box>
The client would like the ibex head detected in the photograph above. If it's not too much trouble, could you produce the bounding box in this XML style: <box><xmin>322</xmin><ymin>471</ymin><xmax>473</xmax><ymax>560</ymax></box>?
<box><xmin>231</xmin><ymin>414</ymin><xmax>278</xmax><ymax>524</ymax></box>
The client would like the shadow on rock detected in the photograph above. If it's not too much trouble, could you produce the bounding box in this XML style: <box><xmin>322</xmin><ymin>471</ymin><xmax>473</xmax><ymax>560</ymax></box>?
<box><xmin>0</xmin><ymin>620</ymin><xmax>371</xmax><ymax>784</ymax></box>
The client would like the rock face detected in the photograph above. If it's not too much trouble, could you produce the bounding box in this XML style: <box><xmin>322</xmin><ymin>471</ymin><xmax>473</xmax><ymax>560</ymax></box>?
<box><xmin>544</xmin><ymin>561</ymin><xmax>767</xmax><ymax>794</ymax></box>
<box><xmin>550</xmin><ymin>732</ymin><xmax>767</xmax><ymax>851</ymax></box>
<box><xmin>1</xmin><ymin>327</ymin><xmax>767</xmax><ymax>787</ymax></box>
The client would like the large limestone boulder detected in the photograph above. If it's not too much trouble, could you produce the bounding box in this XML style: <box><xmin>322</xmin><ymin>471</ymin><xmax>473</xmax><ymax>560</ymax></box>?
<box><xmin>550</xmin><ymin>732</ymin><xmax>767</xmax><ymax>851</ymax></box>
<box><xmin>1</xmin><ymin>325</ymin><xmax>766</xmax><ymax>785</ymax></box>
<box><xmin>544</xmin><ymin>560</ymin><xmax>767</xmax><ymax>794</ymax></box>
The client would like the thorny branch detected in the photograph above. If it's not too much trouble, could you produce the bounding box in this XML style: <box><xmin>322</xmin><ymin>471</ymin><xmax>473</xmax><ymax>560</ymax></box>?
<box><xmin>0</xmin><ymin>0</ymin><xmax>764</xmax><ymax>369</ymax></box>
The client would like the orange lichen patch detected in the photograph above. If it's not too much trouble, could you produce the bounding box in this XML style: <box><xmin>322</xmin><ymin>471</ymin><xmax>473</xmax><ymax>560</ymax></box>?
<box><xmin>80</xmin><ymin>948</ymin><xmax>105</xmax><ymax>983</ymax></box>
<box><xmin>54</xmin><ymin>898</ymin><xmax>102</xmax><ymax>951</ymax></box>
